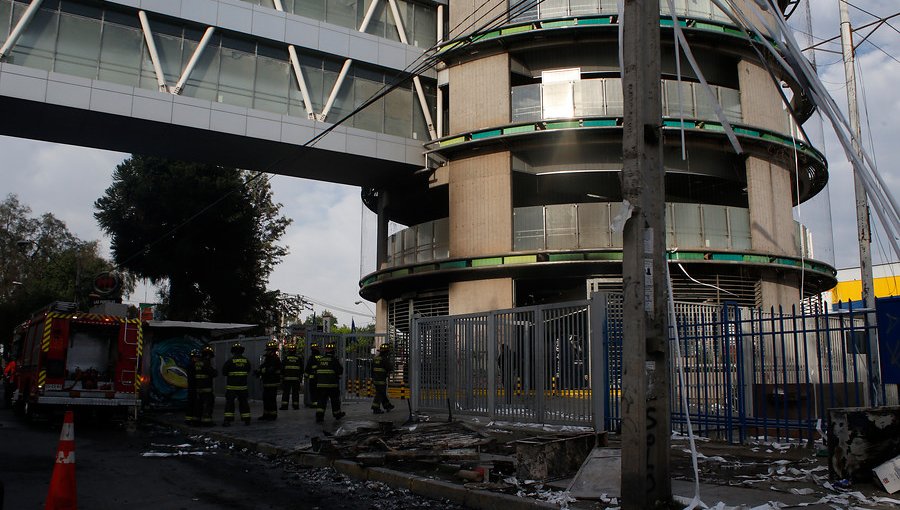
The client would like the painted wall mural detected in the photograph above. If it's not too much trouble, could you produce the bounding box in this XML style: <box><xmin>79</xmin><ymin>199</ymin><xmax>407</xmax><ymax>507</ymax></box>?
<box><xmin>148</xmin><ymin>336</ymin><xmax>204</xmax><ymax>406</ymax></box>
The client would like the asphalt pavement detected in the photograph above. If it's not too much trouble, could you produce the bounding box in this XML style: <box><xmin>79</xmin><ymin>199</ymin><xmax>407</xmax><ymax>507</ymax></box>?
<box><xmin>145</xmin><ymin>396</ymin><xmax>897</xmax><ymax>509</ymax></box>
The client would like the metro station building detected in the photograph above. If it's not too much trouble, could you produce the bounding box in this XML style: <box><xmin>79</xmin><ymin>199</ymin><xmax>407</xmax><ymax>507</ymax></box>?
<box><xmin>0</xmin><ymin>0</ymin><xmax>836</xmax><ymax>335</ymax></box>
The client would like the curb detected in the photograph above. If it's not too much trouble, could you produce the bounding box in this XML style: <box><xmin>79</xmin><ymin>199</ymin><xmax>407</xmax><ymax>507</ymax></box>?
<box><xmin>154</xmin><ymin>417</ymin><xmax>559</xmax><ymax>509</ymax></box>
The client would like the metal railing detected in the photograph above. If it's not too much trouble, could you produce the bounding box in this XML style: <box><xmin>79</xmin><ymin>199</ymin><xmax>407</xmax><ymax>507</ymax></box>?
<box><xmin>409</xmin><ymin>295</ymin><xmax>893</xmax><ymax>444</ymax></box>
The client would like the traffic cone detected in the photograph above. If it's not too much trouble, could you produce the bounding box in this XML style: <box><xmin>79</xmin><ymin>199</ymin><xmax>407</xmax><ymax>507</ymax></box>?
<box><xmin>45</xmin><ymin>410</ymin><xmax>76</xmax><ymax>510</ymax></box>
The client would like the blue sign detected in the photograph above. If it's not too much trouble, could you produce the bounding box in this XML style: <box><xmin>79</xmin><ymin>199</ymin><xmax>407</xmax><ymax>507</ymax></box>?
<box><xmin>877</xmin><ymin>296</ymin><xmax>900</xmax><ymax>384</ymax></box>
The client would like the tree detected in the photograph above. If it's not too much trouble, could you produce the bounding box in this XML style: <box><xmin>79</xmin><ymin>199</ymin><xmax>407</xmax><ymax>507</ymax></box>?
<box><xmin>0</xmin><ymin>194</ymin><xmax>120</xmax><ymax>338</ymax></box>
<box><xmin>94</xmin><ymin>156</ymin><xmax>292</xmax><ymax>324</ymax></box>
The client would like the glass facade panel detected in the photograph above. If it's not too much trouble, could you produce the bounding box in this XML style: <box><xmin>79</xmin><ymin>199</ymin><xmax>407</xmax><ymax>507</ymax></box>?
<box><xmin>402</xmin><ymin>227</ymin><xmax>416</xmax><ymax>265</ymax></box>
<box><xmin>542</xmin><ymin>0</ymin><xmax>569</xmax><ymax>18</ymax></box>
<box><xmin>54</xmin><ymin>13</ymin><xmax>100</xmax><ymax>79</ymax></box>
<box><xmin>352</xmin><ymin>72</ymin><xmax>383</xmax><ymax>132</ymax></box>
<box><xmin>673</xmin><ymin>203</ymin><xmax>703</xmax><ymax>248</ymax></box>
<box><xmin>728</xmin><ymin>207</ymin><xmax>751</xmax><ymax>250</ymax></box>
<box><xmin>182</xmin><ymin>43</ymin><xmax>220</xmax><ymax>102</ymax></box>
<box><xmin>154</xmin><ymin>32</ymin><xmax>186</xmax><ymax>85</ymax></box>
<box><xmin>570</xmin><ymin>0</ymin><xmax>599</xmax><ymax>16</ymax></box>
<box><xmin>294</xmin><ymin>0</ymin><xmax>325</xmax><ymax>22</ymax></box>
<box><xmin>609</xmin><ymin>202</ymin><xmax>624</xmax><ymax>247</ymax></box>
<box><xmin>720</xmin><ymin>86</ymin><xmax>741</xmax><ymax>123</ymax></box>
<box><xmin>326</xmin><ymin>0</ymin><xmax>359</xmax><ymax>30</ymax></box>
<box><xmin>10</xmin><ymin>6</ymin><xmax>57</xmax><ymax>71</ymax></box>
<box><xmin>416</xmin><ymin>221</ymin><xmax>433</xmax><ymax>262</ymax></box>
<box><xmin>218</xmin><ymin>47</ymin><xmax>255</xmax><ymax>107</ymax></box>
<box><xmin>703</xmin><ymin>205</ymin><xmax>730</xmax><ymax>249</ymax></box>
<box><xmin>574</xmin><ymin>79</ymin><xmax>604</xmax><ymax>117</ymax></box>
<box><xmin>546</xmin><ymin>204</ymin><xmax>577</xmax><ymax>250</ymax></box>
<box><xmin>254</xmin><ymin>55</ymin><xmax>290</xmax><ymax>114</ymax></box>
<box><xmin>411</xmin><ymin>80</ymin><xmax>434</xmax><ymax>140</ymax></box>
<box><xmin>665</xmin><ymin>80</ymin><xmax>693</xmax><ymax>118</ymax></box>
<box><xmin>385</xmin><ymin>83</ymin><xmax>412</xmax><ymax>138</ymax></box>
<box><xmin>412</xmin><ymin>3</ymin><xmax>435</xmax><ymax>49</ymax></box>
<box><xmin>433</xmin><ymin>218</ymin><xmax>449</xmax><ymax>260</ymax></box>
<box><xmin>665</xmin><ymin>203</ymin><xmax>675</xmax><ymax>248</ymax></box>
<box><xmin>695</xmin><ymin>83</ymin><xmax>719</xmax><ymax>121</ymax></box>
<box><xmin>542</xmin><ymin>81</ymin><xmax>574</xmax><ymax>120</ymax></box>
<box><xmin>604</xmin><ymin>79</ymin><xmax>623</xmax><ymax>116</ymax></box>
<box><xmin>511</xmin><ymin>84</ymin><xmax>541</xmax><ymax>122</ymax></box>
<box><xmin>1</xmin><ymin>0</ymin><xmax>11</xmax><ymax>42</ymax></box>
<box><xmin>577</xmin><ymin>203</ymin><xmax>610</xmax><ymax>248</ymax></box>
<box><xmin>98</xmin><ymin>22</ymin><xmax>142</xmax><ymax>87</ymax></box>
<box><xmin>514</xmin><ymin>206</ymin><xmax>545</xmax><ymax>251</ymax></box>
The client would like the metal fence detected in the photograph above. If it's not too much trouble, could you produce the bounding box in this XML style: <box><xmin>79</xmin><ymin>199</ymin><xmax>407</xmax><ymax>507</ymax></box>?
<box><xmin>410</xmin><ymin>294</ymin><xmax>896</xmax><ymax>444</ymax></box>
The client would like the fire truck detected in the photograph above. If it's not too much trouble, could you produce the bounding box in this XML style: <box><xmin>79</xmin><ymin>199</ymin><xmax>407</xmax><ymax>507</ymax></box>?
<box><xmin>9</xmin><ymin>301</ymin><xmax>143</xmax><ymax>420</ymax></box>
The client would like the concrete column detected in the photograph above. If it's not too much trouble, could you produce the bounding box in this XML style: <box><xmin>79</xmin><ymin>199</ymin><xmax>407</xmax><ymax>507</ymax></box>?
<box><xmin>738</xmin><ymin>60</ymin><xmax>799</xmax><ymax>308</ymax></box>
<box><xmin>445</xmin><ymin>45</ymin><xmax>513</xmax><ymax>314</ymax></box>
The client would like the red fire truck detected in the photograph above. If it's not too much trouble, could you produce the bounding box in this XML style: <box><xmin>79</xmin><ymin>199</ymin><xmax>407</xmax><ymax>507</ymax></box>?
<box><xmin>9</xmin><ymin>301</ymin><xmax>143</xmax><ymax>420</ymax></box>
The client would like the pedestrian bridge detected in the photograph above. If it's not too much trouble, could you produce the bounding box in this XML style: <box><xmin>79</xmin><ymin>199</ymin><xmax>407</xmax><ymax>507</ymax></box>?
<box><xmin>0</xmin><ymin>0</ymin><xmax>437</xmax><ymax>186</ymax></box>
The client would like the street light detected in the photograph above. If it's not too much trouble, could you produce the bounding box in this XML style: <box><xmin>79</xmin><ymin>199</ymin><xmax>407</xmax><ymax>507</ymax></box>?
<box><xmin>354</xmin><ymin>300</ymin><xmax>375</xmax><ymax>316</ymax></box>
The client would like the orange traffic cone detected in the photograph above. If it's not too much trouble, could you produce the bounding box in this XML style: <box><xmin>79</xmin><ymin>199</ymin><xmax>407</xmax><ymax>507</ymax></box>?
<box><xmin>45</xmin><ymin>410</ymin><xmax>76</xmax><ymax>510</ymax></box>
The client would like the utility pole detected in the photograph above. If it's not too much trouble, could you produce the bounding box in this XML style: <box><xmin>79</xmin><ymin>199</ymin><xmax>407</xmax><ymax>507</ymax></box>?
<box><xmin>839</xmin><ymin>0</ymin><xmax>882</xmax><ymax>405</ymax></box>
<box><xmin>620</xmin><ymin>0</ymin><xmax>670</xmax><ymax>507</ymax></box>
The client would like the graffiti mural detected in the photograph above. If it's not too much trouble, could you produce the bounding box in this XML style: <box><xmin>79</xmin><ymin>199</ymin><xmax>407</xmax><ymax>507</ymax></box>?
<box><xmin>149</xmin><ymin>336</ymin><xmax>204</xmax><ymax>405</ymax></box>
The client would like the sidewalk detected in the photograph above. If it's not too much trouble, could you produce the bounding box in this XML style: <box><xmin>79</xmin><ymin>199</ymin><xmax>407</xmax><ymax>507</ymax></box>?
<box><xmin>145</xmin><ymin>397</ymin><xmax>893</xmax><ymax>509</ymax></box>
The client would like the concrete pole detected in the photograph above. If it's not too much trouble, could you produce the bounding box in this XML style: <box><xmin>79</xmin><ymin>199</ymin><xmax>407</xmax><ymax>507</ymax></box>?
<box><xmin>620</xmin><ymin>0</ymin><xmax>671</xmax><ymax>507</ymax></box>
<box><xmin>839</xmin><ymin>0</ymin><xmax>882</xmax><ymax>405</ymax></box>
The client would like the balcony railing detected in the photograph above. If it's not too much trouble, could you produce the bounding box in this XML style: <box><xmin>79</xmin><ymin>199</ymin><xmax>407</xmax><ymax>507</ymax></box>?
<box><xmin>512</xmin><ymin>78</ymin><xmax>744</xmax><ymax>126</ymax></box>
<box><xmin>509</xmin><ymin>0</ymin><xmax>733</xmax><ymax>25</ymax></box>
<box><xmin>383</xmin><ymin>203</ymin><xmax>813</xmax><ymax>269</ymax></box>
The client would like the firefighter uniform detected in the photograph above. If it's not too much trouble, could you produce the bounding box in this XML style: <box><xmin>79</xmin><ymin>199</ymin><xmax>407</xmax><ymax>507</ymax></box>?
<box><xmin>303</xmin><ymin>344</ymin><xmax>320</xmax><ymax>408</ymax></box>
<box><xmin>185</xmin><ymin>350</ymin><xmax>201</xmax><ymax>426</ymax></box>
<box><xmin>196</xmin><ymin>345</ymin><xmax>217</xmax><ymax>426</ymax></box>
<box><xmin>314</xmin><ymin>343</ymin><xmax>345</xmax><ymax>423</ymax></box>
<box><xmin>257</xmin><ymin>341</ymin><xmax>282</xmax><ymax>420</ymax></box>
<box><xmin>222</xmin><ymin>343</ymin><xmax>252</xmax><ymax>426</ymax></box>
<box><xmin>280</xmin><ymin>344</ymin><xmax>303</xmax><ymax>410</ymax></box>
<box><xmin>371</xmin><ymin>344</ymin><xmax>395</xmax><ymax>414</ymax></box>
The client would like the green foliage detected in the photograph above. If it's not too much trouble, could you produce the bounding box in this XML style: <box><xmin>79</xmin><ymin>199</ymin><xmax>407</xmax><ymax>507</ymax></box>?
<box><xmin>93</xmin><ymin>156</ymin><xmax>292</xmax><ymax>324</ymax></box>
<box><xmin>0</xmin><ymin>194</ymin><xmax>121</xmax><ymax>337</ymax></box>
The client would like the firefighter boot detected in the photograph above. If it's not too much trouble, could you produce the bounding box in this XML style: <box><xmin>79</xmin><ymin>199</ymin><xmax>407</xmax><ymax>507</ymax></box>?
<box><xmin>334</xmin><ymin>411</ymin><xmax>346</xmax><ymax>420</ymax></box>
<box><xmin>280</xmin><ymin>404</ymin><xmax>288</xmax><ymax>410</ymax></box>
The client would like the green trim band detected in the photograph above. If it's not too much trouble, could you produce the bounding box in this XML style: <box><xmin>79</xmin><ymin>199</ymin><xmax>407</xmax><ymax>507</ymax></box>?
<box><xmin>360</xmin><ymin>250</ymin><xmax>836</xmax><ymax>289</ymax></box>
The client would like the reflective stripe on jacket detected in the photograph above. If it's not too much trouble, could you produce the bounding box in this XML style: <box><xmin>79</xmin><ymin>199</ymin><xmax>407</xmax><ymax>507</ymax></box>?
<box><xmin>258</xmin><ymin>354</ymin><xmax>282</xmax><ymax>388</ymax></box>
<box><xmin>314</xmin><ymin>353</ymin><xmax>342</xmax><ymax>389</ymax></box>
<box><xmin>372</xmin><ymin>354</ymin><xmax>392</xmax><ymax>385</ymax></box>
<box><xmin>281</xmin><ymin>354</ymin><xmax>303</xmax><ymax>381</ymax></box>
<box><xmin>223</xmin><ymin>355</ymin><xmax>251</xmax><ymax>391</ymax></box>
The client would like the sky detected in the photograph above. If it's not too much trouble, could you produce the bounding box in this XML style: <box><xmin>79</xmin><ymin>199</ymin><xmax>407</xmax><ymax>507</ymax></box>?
<box><xmin>1</xmin><ymin>1</ymin><xmax>898</xmax><ymax>327</ymax></box>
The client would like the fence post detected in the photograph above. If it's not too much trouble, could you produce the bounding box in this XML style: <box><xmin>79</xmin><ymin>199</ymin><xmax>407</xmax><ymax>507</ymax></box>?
<box><xmin>448</xmin><ymin>316</ymin><xmax>458</xmax><ymax>416</ymax></box>
<box><xmin>410</xmin><ymin>315</ymin><xmax>420</xmax><ymax>414</ymax></box>
<box><xmin>535</xmin><ymin>306</ymin><xmax>546</xmax><ymax>423</ymax></box>
<box><xmin>590</xmin><ymin>292</ymin><xmax>608</xmax><ymax>433</ymax></box>
<box><xmin>487</xmin><ymin>312</ymin><xmax>497</xmax><ymax>421</ymax></box>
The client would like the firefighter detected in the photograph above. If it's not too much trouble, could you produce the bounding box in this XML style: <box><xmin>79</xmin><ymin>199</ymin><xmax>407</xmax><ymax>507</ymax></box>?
<box><xmin>256</xmin><ymin>340</ymin><xmax>282</xmax><ymax>420</ymax></box>
<box><xmin>3</xmin><ymin>355</ymin><xmax>16</xmax><ymax>409</ymax></box>
<box><xmin>303</xmin><ymin>343</ymin><xmax>320</xmax><ymax>408</ymax></box>
<box><xmin>222</xmin><ymin>342</ymin><xmax>252</xmax><ymax>426</ymax></box>
<box><xmin>314</xmin><ymin>342</ymin><xmax>345</xmax><ymax>423</ymax></box>
<box><xmin>371</xmin><ymin>343</ymin><xmax>395</xmax><ymax>414</ymax></box>
<box><xmin>196</xmin><ymin>345</ymin><xmax>217</xmax><ymax>426</ymax></box>
<box><xmin>184</xmin><ymin>349</ymin><xmax>201</xmax><ymax>426</ymax></box>
<box><xmin>280</xmin><ymin>342</ymin><xmax>303</xmax><ymax>410</ymax></box>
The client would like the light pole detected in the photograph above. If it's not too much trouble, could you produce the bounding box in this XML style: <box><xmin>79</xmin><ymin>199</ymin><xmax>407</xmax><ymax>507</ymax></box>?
<box><xmin>354</xmin><ymin>300</ymin><xmax>375</xmax><ymax>317</ymax></box>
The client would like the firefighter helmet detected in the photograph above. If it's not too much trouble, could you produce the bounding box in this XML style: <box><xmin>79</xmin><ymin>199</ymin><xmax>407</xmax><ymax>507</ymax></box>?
<box><xmin>231</xmin><ymin>342</ymin><xmax>245</xmax><ymax>354</ymax></box>
<box><xmin>265</xmin><ymin>340</ymin><xmax>278</xmax><ymax>351</ymax></box>
<box><xmin>202</xmin><ymin>345</ymin><xmax>214</xmax><ymax>357</ymax></box>
<box><xmin>325</xmin><ymin>342</ymin><xmax>336</xmax><ymax>352</ymax></box>
<box><xmin>190</xmin><ymin>349</ymin><xmax>200</xmax><ymax>358</ymax></box>
<box><xmin>285</xmin><ymin>343</ymin><xmax>297</xmax><ymax>353</ymax></box>
<box><xmin>309</xmin><ymin>343</ymin><xmax>320</xmax><ymax>353</ymax></box>
<box><xmin>378</xmin><ymin>343</ymin><xmax>390</xmax><ymax>352</ymax></box>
